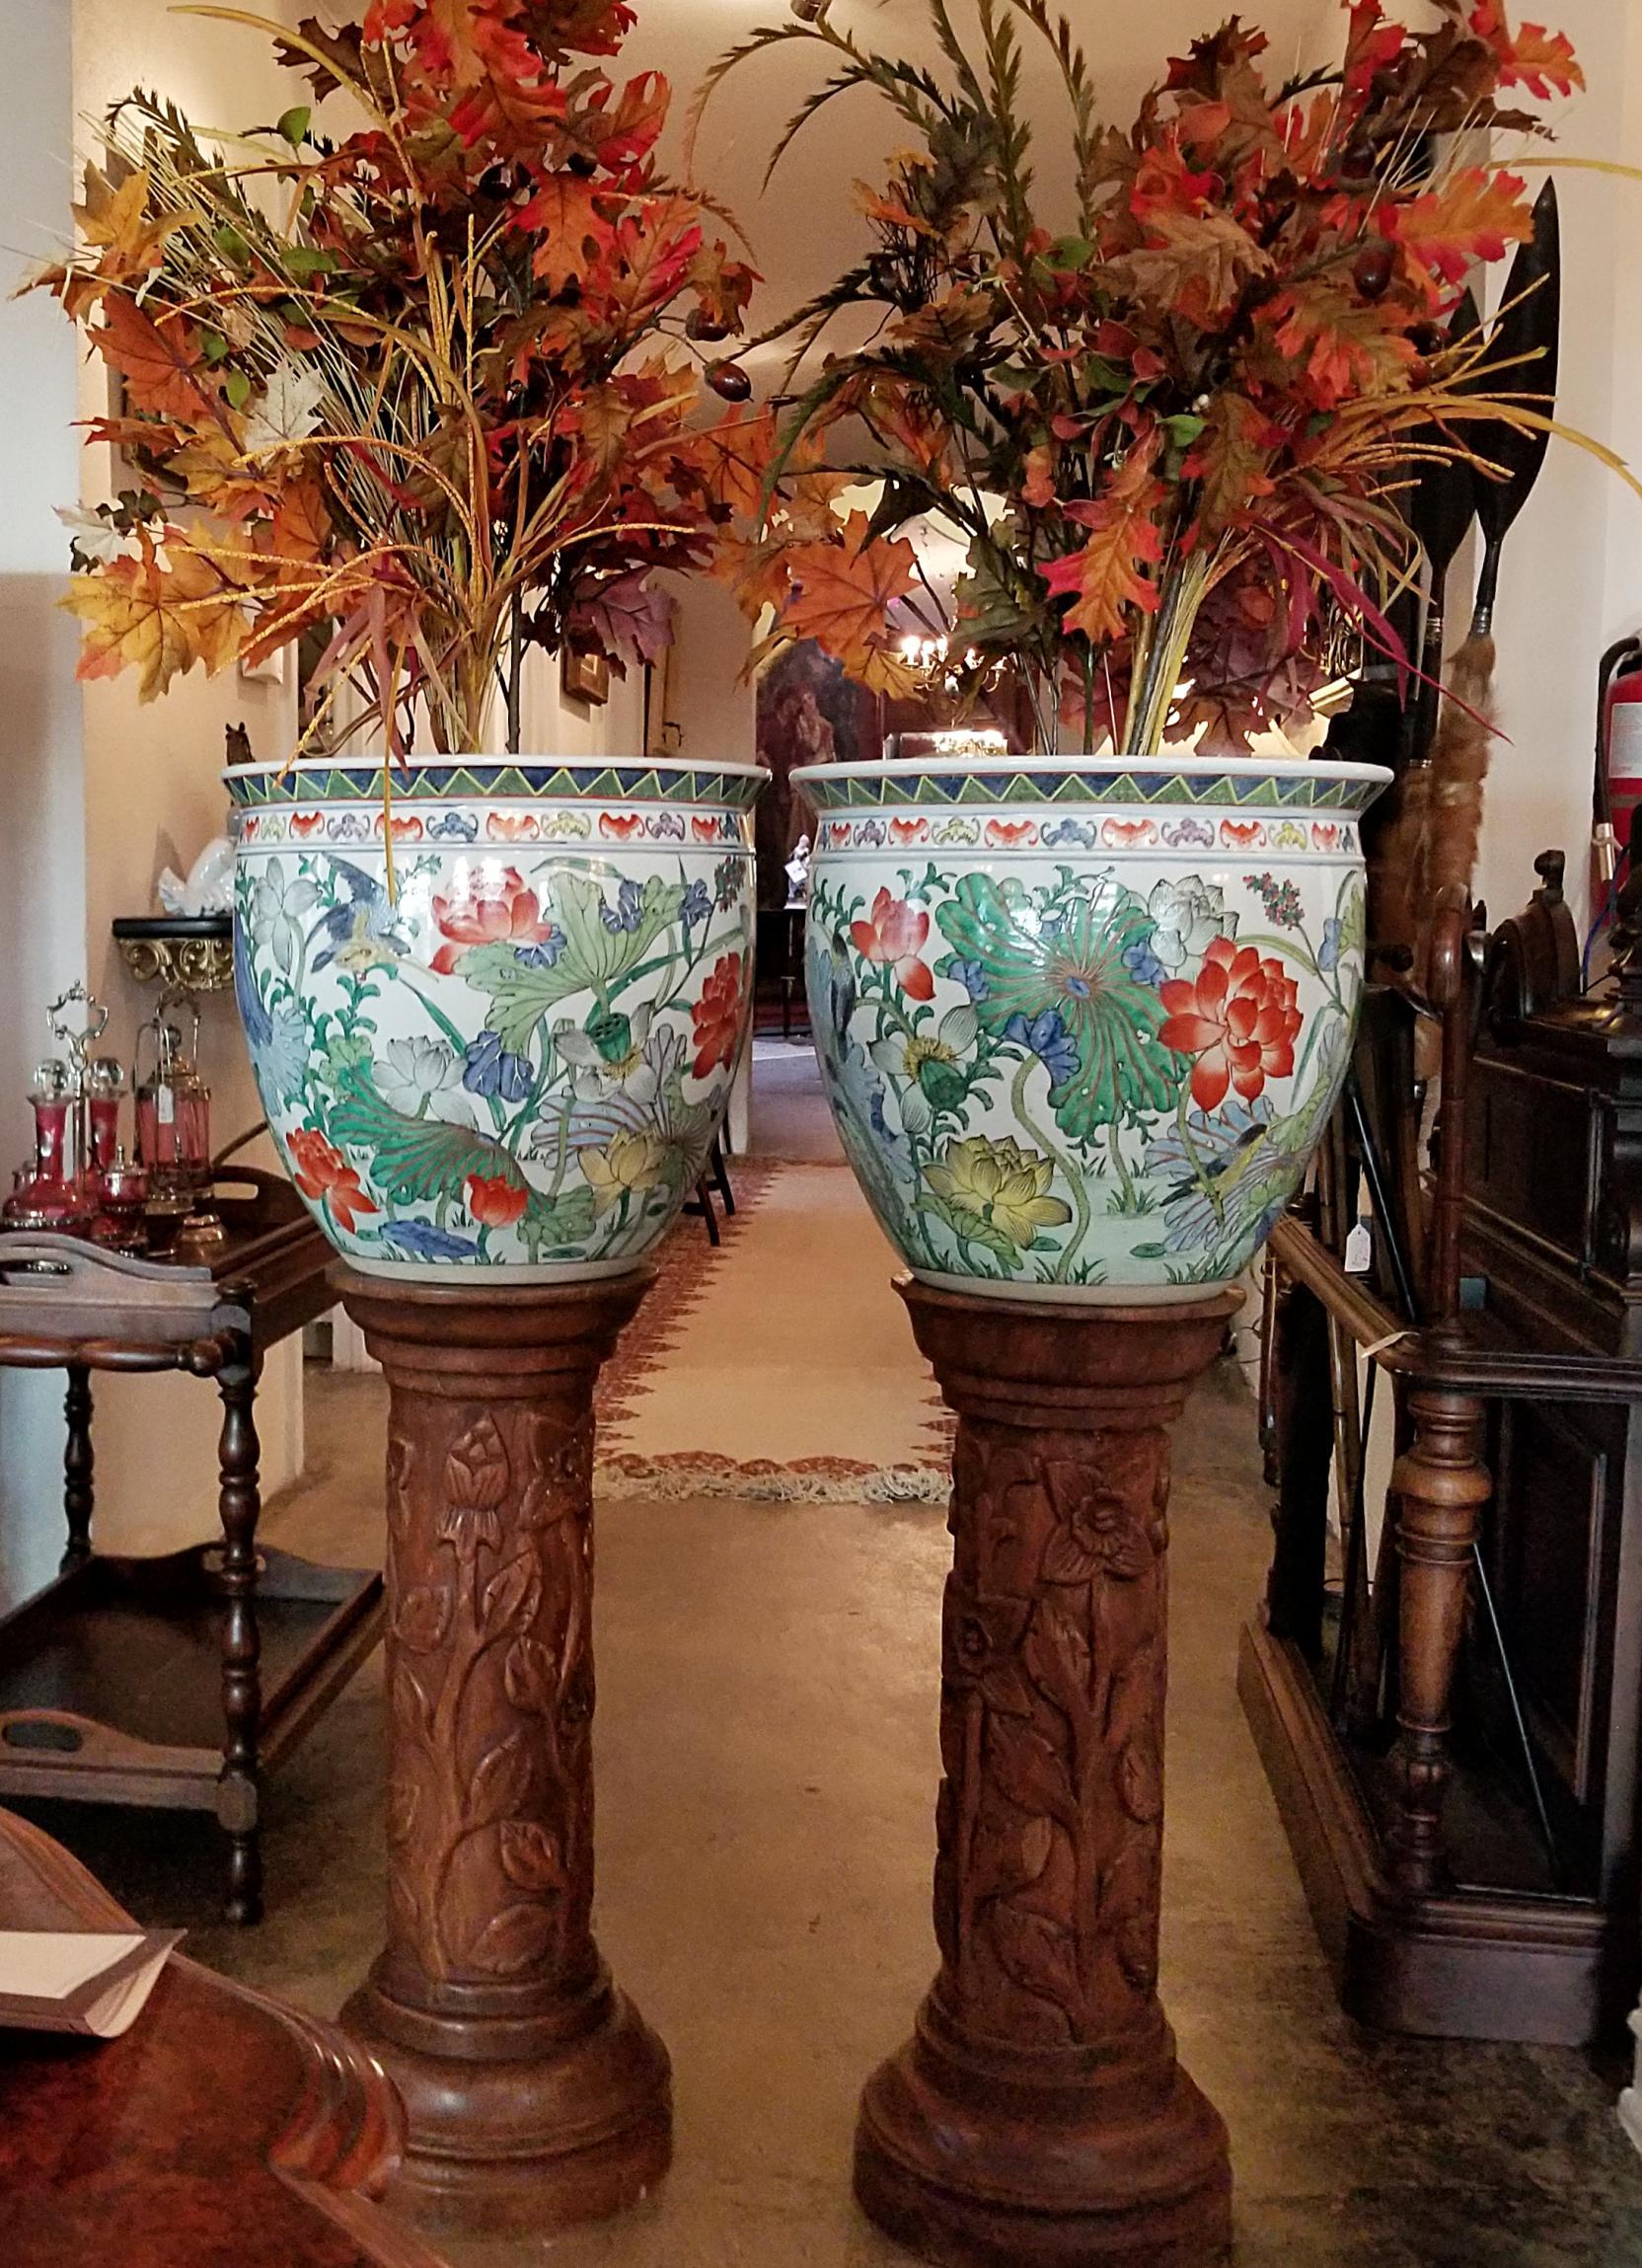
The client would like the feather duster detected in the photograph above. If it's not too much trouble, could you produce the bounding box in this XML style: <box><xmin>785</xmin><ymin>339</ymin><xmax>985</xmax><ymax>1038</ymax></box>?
<box><xmin>1424</xmin><ymin>632</ymin><xmax>1498</xmax><ymax>908</ymax></box>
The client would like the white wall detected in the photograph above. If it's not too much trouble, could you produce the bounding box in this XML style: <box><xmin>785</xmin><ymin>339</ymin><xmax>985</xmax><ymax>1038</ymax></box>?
<box><xmin>1474</xmin><ymin>3</ymin><xmax>1642</xmax><ymax>932</ymax></box>
<box><xmin>0</xmin><ymin>0</ymin><xmax>91</xmax><ymax>1599</ymax></box>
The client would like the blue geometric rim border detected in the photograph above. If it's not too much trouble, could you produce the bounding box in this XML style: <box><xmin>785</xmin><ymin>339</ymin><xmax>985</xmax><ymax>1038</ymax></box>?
<box><xmin>799</xmin><ymin>767</ymin><xmax>1381</xmax><ymax>813</ymax></box>
<box><xmin>225</xmin><ymin>762</ymin><xmax>765</xmax><ymax>811</ymax></box>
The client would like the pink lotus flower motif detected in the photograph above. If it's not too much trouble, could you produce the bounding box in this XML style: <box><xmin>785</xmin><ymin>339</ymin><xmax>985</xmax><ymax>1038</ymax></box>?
<box><xmin>431</xmin><ymin>866</ymin><xmax>554</xmax><ymax>973</ymax></box>
<box><xmin>1158</xmin><ymin>937</ymin><xmax>1302</xmax><ymax>1113</ymax></box>
<box><xmin>850</xmin><ymin>887</ymin><xmax>934</xmax><ymax>1002</ymax></box>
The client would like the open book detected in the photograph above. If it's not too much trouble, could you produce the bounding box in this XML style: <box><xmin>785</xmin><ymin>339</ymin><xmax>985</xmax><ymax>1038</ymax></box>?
<box><xmin>0</xmin><ymin>1930</ymin><xmax>183</xmax><ymax>2040</ymax></box>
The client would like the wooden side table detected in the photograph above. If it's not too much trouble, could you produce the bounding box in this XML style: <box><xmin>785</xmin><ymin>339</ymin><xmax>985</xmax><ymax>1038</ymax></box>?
<box><xmin>0</xmin><ymin>1804</ymin><xmax>447</xmax><ymax>2268</ymax></box>
<box><xmin>0</xmin><ymin>1175</ymin><xmax>385</xmax><ymax>1923</ymax></box>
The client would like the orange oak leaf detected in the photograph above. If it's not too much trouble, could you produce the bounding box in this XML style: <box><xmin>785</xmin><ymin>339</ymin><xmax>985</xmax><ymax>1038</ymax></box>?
<box><xmin>1381</xmin><ymin>169</ymin><xmax>1531</xmax><ymax>290</ymax></box>
<box><xmin>64</xmin><ymin>538</ymin><xmax>244</xmax><ymax>702</ymax></box>
<box><xmin>516</xmin><ymin>174</ymin><xmax>615</xmax><ymax>290</ymax></box>
<box><xmin>779</xmin><ymin>511</ymin><xmax>920</xmax><ymax>698</ymax></box>
<box><xmin>585</xmin><ymin>69</ymin><xmax>669</xmax><ymax>171</ymax></box>
<box><xmin>1184</xmin><ymin>392</ymin><xmax>1278</xmax><ymax>534</ymax></box>
<box><xmin>1041</xmin><ymin>442</ymin><xmax>1165</xmax><ymax>643</ymax></box>
<box><xmin>1262</xmin><ymin>283</ymin><xmax>1418</xmax><ymax>409</ymax></box>
<box><xmin>1468</xmin><ymin>6</ymin><xmax>1583</xmax><ymax>100</ymax></box>
<box><xmin>94</xmin><ymin>293</ymin><xmax>219</xmax><ymax>421</ymax></box>
<box><xmin>1109</xmin><ymin>207</ymin><xmax>1271</xmax><ymax>327</ymax></box>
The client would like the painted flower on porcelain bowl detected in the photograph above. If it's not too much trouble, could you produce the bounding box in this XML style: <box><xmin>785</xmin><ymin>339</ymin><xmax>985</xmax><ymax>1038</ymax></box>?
<box><xmin>226</xmin><ymin>758</ymin><xmax>762</xmax><ymax>1282</ymax></box>
<box><xmin>797</xmin><ymin>756</ymin><xmax>1387</xmax><ymax>1305</ymax></box>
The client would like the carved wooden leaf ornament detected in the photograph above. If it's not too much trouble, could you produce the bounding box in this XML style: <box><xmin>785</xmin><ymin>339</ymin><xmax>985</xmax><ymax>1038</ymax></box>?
<box><xmin>504</xmin><ymin>1634</ymin><xmax>560</xmax><ymax>1714</ymax></box>
<box><xmin>499</xmin><ymin>1819</ymin><xmax>569</xmax><ymax>1894</ymax></box>
<box><xmin>468</xmin><ymin>1901</ymin><xmax>560</xmax><ymax>1977</ymax></box>
<box><xmin>395</xmin><ymin>1581</ymin><xmax>455</xmax><ymax>1654</ymax></box>
<box><xmin>470</xmin><ymin>1726</ymin><xmax>534</xmax><ymax>1830</ymax></box>
<box><xmin>481</xmin><ymin>1551</ymin><xmax>541</xmax><ymax>1642</ymax></box>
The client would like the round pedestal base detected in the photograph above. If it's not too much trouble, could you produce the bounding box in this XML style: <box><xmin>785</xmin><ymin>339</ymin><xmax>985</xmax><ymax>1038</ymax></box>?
<box><xmin>342</xmin><ymin>1976</ymin><xmax>672</xmax><ymax>2236</ymax></box>
<box><xmin>856</xmin><ymin>2030</ymin><xmax>1231</xmax><ymax>2268</ymax></box>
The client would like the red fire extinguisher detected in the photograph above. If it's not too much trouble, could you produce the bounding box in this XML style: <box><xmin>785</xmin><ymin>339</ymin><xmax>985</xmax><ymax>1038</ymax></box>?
<box><xmin>1596</xmin><ymin>637</ymin><xmax>1642</xmax><ymax>887</ymax></box>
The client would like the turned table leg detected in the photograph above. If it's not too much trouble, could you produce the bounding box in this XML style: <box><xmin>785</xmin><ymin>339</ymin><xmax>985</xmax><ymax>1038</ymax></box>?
<box><xmin>336</xmin><ymin>1269</ymin><xmax>670</xmax><ymax>2238</ymax></box>
<box><xmin>858</xmin><ymin>1279</ymin><xmax>1240</xmax><ymax>2268</ymax></box>
<box><xmin>61</xmin><ymin>1363</ymin><xmax>94</xmax><ymax>1569</ymax></box>
<box><xmin>1385</xmin><ymin>1386</ymin><xmax>1491</xmax><ymax>1899</ymax></box>
<box><xmin>216</xmin><ymin>1350</ymin><xmax>264</xmax><ymax>1927</ymax></box>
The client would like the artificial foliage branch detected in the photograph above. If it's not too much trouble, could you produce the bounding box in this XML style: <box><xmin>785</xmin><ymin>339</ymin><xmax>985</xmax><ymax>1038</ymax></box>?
<box><xmin>700</xmin><ymin>0</ymin><xmax>1620</xmax><ymax>756</ymax></box>
<box><xmin>26</xmin><ymin>0</ymin><xmax>764</xmax><ymax>758</ymax></box>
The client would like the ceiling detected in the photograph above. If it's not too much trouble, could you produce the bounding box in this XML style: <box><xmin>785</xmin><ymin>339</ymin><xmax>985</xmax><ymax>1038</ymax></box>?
<box><xmin>625</xmin><ymin>0</ymin><xmax>1340</xmax><ymax>369</ymax></box>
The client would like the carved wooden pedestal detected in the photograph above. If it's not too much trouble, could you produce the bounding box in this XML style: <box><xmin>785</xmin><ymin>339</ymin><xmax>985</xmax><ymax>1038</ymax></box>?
<box><xmin>858</xmin><ymin>1280</ymin><xmax>1240</xmax><ymax>2268</ymax></box>
<box><xmin>336</xmin><ymin>1270</ymin><xmax>670</xmax><ymax>2237</ymax></box>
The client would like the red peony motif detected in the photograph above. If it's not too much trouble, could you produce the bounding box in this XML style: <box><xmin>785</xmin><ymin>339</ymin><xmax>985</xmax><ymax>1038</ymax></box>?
<box><xmin>850</xmin><ymin>886</ymin><xmax>934</xmax><ymax>1001</ymax></box>
<box><xmin>431</xmin><ymin>866</ymin><xmax>554</xmax><ymax>973</ymax></box>
<box><xmin>691</xmin><ymin>952</ymin><xmax>745</xmax><ymax>1079</ymax></box>
<box><xmin>1158</xmin><ymin>936</ymin><xmax>1302</xmax><ymax>1112</ymax></box>
<box><xmin>287</xmin><ymin>1127</ymin><xmax>379</xmax><ymax>1234</ymax></box>
<box><xmin>465</xmin><ymin>1171</ymin><xmax>530</xmax><ymax>1229</ymax></box>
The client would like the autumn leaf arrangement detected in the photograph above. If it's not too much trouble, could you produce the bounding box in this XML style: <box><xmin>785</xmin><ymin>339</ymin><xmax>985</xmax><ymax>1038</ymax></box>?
<box><xmin>26</xmin><ymin>0</ymin><xmax>764</xmax><ymax>760</ymax></box>
<box><xmin>696</xmin><ymin>0</ymin><xmax>1613</xmax><ymax>759</ymax></box>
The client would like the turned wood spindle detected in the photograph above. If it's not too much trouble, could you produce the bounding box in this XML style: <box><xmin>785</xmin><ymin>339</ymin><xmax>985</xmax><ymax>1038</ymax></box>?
<box><xmin>62</xmin><ymin>1362</ymin><xmax>95</xmax><ymax>1567</ymax></box>
<box><xmin>215</xmin><ymin>1351</ymin><xmax>264</xmax><ymax>1928</ymax></box>
<box><xmin>1386</xmin><ymin>1385</ymin><xmax>1492</xmax><ymax>1900</ymax></box>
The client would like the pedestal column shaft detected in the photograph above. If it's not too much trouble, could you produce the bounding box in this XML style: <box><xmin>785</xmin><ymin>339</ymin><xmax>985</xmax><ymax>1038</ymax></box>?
<box><xmin>336</xmin><ymin>1269</ymin><xmax>670</xmax><ymax>2238</ymax></box>
<box><xmin>857</xmin><ymin>1279</ymin><xmax>1240</xmax><ymax>2268</ymax></box>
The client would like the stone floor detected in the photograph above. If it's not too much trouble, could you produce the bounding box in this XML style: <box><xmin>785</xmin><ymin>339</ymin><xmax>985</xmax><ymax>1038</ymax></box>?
<box><xmin>31</xmin><ymin>1335</ymin><xmax>1642</xmax><ymax>2268</ymax></box>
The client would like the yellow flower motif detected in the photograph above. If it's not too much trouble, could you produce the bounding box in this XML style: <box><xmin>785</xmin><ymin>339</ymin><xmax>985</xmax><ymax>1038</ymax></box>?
<box><xmin>582</xmin><ymin>1131</ymin><xmax>668</xmax><ymax>1214</ymax></box>
<box><xmin>924</xmin><ymin>1134</ymin><xmax>1073</xmax><ymax>1250</ymax></box>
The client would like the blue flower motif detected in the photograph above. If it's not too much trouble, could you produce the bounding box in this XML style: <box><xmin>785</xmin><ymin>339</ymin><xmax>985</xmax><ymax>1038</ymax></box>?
<box><xmin>600</xmin><ymin>877</ymin><xmax>645</xmax><ymax>934</ymax></box>
<box><xmin>428</xmin><ymin>809</ymin><xmax>480</xmax><ymax>844</ymax></box>
<box><xmin>516</xmin><ymin>926</ymin><xmax>566</xmax><ymax>969</ymax></box>
<box><xmin>260</xmin><ymin>1003</ymin><xmax>309</xmax><ymax>1107</ymax></box>
<box><xmin>1318</xmin><ymin>917</ymin><xmax>1343</xmax><ymax>974</ymax></box>
<box><xmin>1004</xmin><ymin>1008</ymin><xmax>1082</xmax><ymax>1087</ymax></box>
<box><xmin>949</xmin><ymin>957</ymin><xmax>991</xmax><ymax>1003</ymax></box>
<box><xmin>680</xmin><ymin>880</ymin><xmax>712</xmax><ymax>929</ymax></box>
<box><xmin>380</xmin><ymin>1220</ymin><xmax>482</xmax><ymax>1263</ymax></box>
<box><xmin>464</xmin><ymin>1031</ymin><xmax>532</xmax><ymax>1103</ymax></box>
<box><xmin>1124</xmin><ymin>936</ymin><xmax>1168</xmax><ymax>988</ymax></box>
<box><xmin>233</xmin><ymin>918</ymin><xmax>271</xmax><ymax>1052</ymax></box>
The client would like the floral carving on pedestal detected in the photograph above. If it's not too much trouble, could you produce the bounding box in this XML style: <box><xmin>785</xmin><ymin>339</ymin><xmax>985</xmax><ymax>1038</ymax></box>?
<box><xmin>934</xmin><ymin>1421</ymin><xmax>1174</xmax><ymax>2046</ymax></box>
<box><xmin>385</xmin><ymin>1404</ymin><xmax>597</xmax><ymax>1986</ymax></box>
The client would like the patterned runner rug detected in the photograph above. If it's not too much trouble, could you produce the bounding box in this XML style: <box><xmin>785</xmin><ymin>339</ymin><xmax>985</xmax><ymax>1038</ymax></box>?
<box><xmin>596</xmin><ymin>1161</ymin><xmax>952</xmax><ymax>1504</ymax></box>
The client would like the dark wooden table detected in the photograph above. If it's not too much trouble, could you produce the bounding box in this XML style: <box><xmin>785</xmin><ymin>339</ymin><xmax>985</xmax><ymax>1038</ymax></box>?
<box><xmin>0</xmin><ymin>1804</ymin><xmax>446</xmax><ymax>2268</ymax></box>
<box><xmin>0</xmin><ymin>1173</ymin><xmax>385</xmax><ymax>1924</ymax></box>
